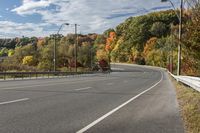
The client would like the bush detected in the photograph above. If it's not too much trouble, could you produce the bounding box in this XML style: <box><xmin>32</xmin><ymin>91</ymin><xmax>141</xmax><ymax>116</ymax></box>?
<box><xmin>98</xmin><ymin>59</ymin><xmax>109</xmax><ymax>71</ymax></box>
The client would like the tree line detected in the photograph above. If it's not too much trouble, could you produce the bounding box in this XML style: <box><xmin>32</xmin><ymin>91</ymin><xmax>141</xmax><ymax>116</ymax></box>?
<box><xmin>0</xmin><ymin>4</ymin><xmax>199</xmax><ymax>75</ymax></box>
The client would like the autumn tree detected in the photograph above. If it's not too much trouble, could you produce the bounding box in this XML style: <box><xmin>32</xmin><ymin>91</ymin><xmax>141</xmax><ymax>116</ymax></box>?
<box><xmin>77</xmin><ymin>42</ymin><xmax>91</xmax><ymax>67</ymax></box>
<box><xmin>22</xmin><ymin>56</ymin><xmax>34</xmax><ymax>66</ymax></box>
<box><xmin>150</xmin><ymin>22</ymin><xmax>168</xmax><ymax>37</ymax></box>
<box><xmin>96</xmin><ymin>49</ymin><xmax>108</xmax><ymax>61</ymax></box>
<box><xmin>143</xmin><ymin>37</ymin><xmax>158</xmax><ymax>56</ymax></box>
<box><xmin>181</xmin><ymin>1</ymin><xmax>200</xmax><ymax>75</ymax></box>
<box><xmin>8</xmin><ymin>49</ymin><xmax>15</xmax><ymax>57</ymax></box>
<box><xmin>37</xmin><ymin>41</ymin><xmax>54</xmax><ymax>71</ymax></box>
<box><xmin>94</xmin><ymin>35</ymin><xmax>106</xmax><ymax>45</ymax></box>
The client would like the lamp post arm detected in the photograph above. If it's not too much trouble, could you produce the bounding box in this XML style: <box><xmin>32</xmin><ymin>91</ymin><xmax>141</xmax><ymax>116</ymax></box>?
<box><xmin>57</xmin><ymin>24</ymin><xmax>64</xmax><ymax>35</ymax></box>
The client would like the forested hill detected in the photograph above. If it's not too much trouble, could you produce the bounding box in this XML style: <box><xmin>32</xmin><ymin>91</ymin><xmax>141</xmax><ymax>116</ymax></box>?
<box><xmin>99</xmin><ymin>9</ymin><xmax>199</xmax><ymax>76</ymax></box>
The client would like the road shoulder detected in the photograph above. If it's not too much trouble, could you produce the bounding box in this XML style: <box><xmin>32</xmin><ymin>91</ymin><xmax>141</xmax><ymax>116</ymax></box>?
<box><xmin>170</xmin><ymin>75</ymin><xmax>200</xmax><ymax>133</ymax></box>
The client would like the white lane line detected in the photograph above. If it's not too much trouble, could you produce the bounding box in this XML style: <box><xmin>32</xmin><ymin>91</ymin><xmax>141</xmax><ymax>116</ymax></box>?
<box><xmin>75</xmin><ymin>87</ymin><xmax>92</xmax><ymax>91</ymax></box>
<box><xmin>0</xmin><ymin>98</ymin><xmax>29</xmax><ymax>105</ymax></box>
<box><xmin>76</xmin><ymin>71</ymin><xmax>163</xmax><ymax>133</ymax></box>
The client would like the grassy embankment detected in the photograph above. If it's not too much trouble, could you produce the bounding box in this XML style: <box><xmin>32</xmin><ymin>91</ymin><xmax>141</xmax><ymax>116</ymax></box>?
<box><xmin>170</xmin><ymin>77</ymin><xmax>200</xmax><ymax>133</ymax></box>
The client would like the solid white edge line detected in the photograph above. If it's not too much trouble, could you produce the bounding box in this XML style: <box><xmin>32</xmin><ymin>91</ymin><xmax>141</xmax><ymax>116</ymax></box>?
<box><xmin>75</xmin><ymin>87</ymin><xmax>92</xmax><ymax>91</ymax></box>
<box><xmin>76</xmin><ymin>71</ymin><xmax>163</xmax><ymax>133</ymax></box>
<box><xmin>0</xmin><ymin>98</ymin><xmax>29</xmax><ymax>105</ymax></box>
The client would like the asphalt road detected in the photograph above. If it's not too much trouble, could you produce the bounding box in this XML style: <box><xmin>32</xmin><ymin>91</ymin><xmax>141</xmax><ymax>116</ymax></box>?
<box><xmin>0</xmin><ymin>64</ymin><xmax>184</xmax><ymax>133</ymax></box>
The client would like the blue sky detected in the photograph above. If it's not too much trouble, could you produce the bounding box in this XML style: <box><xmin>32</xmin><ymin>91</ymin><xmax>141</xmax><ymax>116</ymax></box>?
<box><xmin>0</xmin><ymin>0</ymin><xmax>179</xmax><ymax>38</ymax></box>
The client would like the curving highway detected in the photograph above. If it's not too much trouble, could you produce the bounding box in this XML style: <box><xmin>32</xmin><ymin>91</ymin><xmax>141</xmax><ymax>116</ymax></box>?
<box><xmin>0</xmin><ymin>64</ymin><xmax>184</xmax><ymax>133</ymax></box>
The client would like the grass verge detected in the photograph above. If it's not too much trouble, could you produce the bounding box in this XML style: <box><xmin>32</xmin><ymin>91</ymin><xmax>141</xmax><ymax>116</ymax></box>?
<box><xmin>170</xmin><ymin>77</ymin><xmax>200</xmax><ymax>133</ymax></box>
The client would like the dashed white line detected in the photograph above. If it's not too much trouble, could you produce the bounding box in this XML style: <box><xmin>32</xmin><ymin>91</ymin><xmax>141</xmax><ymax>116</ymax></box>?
<box><xmin>75</xmin><ymin>87</ymin><xmax>92</xmax><ymax>91</ymax></box>
<box><xmin>0</xmin><ymin>98</ymin><xmax>29</xmax><ymax>105</ymax></box>
<box><xmin>76</xmin><ymin>71</ymin><xmax>163</xmax><ymax>133</ymax></box>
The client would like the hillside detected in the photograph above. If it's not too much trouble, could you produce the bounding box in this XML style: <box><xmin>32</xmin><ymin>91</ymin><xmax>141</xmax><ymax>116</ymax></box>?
<box><xmin>98</xmin><ymin>10</ymin><xmax>200</xmax><ymax>76</ymax></box>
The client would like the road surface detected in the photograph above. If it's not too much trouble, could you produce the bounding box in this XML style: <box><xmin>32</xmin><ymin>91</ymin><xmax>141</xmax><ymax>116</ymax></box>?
<box><xmin>0</xmin><ymin>64</ymin><xmax>184</xmax><ymax>133</ymax></box>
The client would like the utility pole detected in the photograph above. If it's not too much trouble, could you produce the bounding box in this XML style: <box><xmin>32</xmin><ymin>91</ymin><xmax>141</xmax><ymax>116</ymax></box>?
<box><xmin>54</xmin><ymin>34</ymin><xmax>57</xmax><ymax>72</ymax></box>
<box><xmin>74</xmin><ymin>24</ymin><xmax>78</xmax><ymax>73</ymax></box>
<box><xmin>161</xmin><ymin>0</ymin><xmax>183</xmax><ymax>75</ymax></box>
<box><xmin>90</xmin><ymin>46</ymin><xmax>93</xmax><ymax>70</ymax></box>
<box><xmin>170</xmin><ymin>24</ymin><xmax>174</xmax><ymax>73</ymax></box>
<box><xmin>177</xmin><ymin>0</ymin><xmax>183</xmax><ymax>76</ymax></box>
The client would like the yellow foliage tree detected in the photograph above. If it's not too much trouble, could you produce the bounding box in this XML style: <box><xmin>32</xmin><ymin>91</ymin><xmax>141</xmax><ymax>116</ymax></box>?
<box><xmin>22</xmin><ymin>56</ymin><xmax>34</xmax><ymax>66</ymax></box>
<box><xmin>8</xmin><ymin>49</ymin><xmax>15</xmax><ymax>57</ymax></box>
<box><xmin>111</xmin><ymin>38</ymin><xmax>123</xmax><ymax>62</ymax></box>
<box><xmin>143</xmin><ymin>37</ymin><xmax>157</xmax><ymax>56</ymax></box>
<box><xmin>145</xmin><ymin>50</ymin><xmax>167</xmax><ymax>67</ymax></box>
<box><xmin>37</xmin><ymin>38</ymin><xmax>46</xmax><ymax>48</ymax></box>
<box><xmin>131</xmin><ymin>47</ymin><xmax>139</xmax><ymax>61</ymax></box>
<box><xmin>96</xmin><ymin>49</ymin><xmax>108</xmax><ymax>61</ymax></box>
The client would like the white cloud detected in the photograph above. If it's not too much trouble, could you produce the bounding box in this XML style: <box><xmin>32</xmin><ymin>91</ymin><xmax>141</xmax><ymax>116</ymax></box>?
<box><xmin>12</xmin><ymin>0</ymin><xmax>51</xmax><ymax>15</ymax></box>
<box><xmin>0</xmin><ymin>21</ymin><xmax>53</xmax><ymax>37</ymax></box>
<box><xmin>9</xmin><ymin>0</ymin><xmax>179</xmax><ymax>36</ymax></box>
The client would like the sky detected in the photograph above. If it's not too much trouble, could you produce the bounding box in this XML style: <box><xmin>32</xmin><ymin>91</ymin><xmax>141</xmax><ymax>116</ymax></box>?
<box><xmin>0</xmin><ymin>0</ymin><xmax>179</xmax><ymax>38</ymax></box>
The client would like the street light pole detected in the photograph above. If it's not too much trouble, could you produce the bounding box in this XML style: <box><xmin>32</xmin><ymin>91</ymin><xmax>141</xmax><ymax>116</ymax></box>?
<box><xmin>170</xmin><ymin>24</ymin><xmax>174</xmax><ymax>73</ymax></box>
<box><xmin>54</xmin><ymin>23</ymin><xmax>69</xmax><ymax>72</ymax></box>
<box><xmin>161</xmin><ymin>0</ymin><xmax>183</xmax><ymax>75</ymax></box>
<box><xmin>54</xmin><ymin>34</ymin><xmax>56</xmax><ymax>72</ymax></box>
<box><xmin>90</xmin><ymin>46</ymin><xmax>93</xmax><ymax>70</ymax></box>
<box><xmin>74</xmin><ymin>24</ymin><xmax>78</xmax><ymax>73</ymax></box>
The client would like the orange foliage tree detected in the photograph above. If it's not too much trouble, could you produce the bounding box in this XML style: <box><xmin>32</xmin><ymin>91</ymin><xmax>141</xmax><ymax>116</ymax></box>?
<box><xmin>105</xmin><ymin>31</ymin><xmax>116</xmax><ymax>52</ymax></box>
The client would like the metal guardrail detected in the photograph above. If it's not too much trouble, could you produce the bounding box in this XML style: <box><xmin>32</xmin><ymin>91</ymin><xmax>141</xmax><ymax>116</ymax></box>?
<box><xmin>169</xmin><ymin>72</ymin><xmax>200</xmax><ymax>92</ymax></box>
<box><xmin>0</xmin><ymin>71</ymin><xmax>99</xmax><ymax>81</ymax></box>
